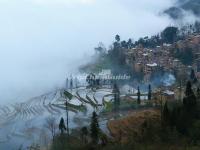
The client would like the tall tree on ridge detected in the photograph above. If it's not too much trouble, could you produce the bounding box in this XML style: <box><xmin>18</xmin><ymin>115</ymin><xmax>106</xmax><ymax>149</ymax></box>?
<box><xmin>190</xmin><ymin>69</ymin><xmax>197</xmax><ymax>83</ymax></box>
<box><xmin>115</xmin><ymin>34</ymin><xmax>120</xmax><ymax>42</ymax></box>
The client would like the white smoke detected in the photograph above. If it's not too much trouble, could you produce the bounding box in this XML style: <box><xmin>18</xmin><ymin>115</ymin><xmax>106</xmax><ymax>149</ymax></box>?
<box><xmin>162</xmin><ymin>74</ymin><xmax>176</xmax><ymax>87</ymax></box>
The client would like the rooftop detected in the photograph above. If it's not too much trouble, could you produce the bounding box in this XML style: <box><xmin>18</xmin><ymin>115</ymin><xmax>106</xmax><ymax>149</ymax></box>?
<box><xmin>146</xmin><ymin>63</ymin><xmax>158</xmax><ymax>67</ymax></box>
<box><xmin>163</xmin><ymin>90</ymin><xmax>175</xmax><ymax>95</ymax></box>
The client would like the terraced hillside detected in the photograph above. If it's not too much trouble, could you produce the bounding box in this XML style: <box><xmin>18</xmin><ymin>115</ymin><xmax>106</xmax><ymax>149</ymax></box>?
<box><xmin>0</xmin><ymin>87</ymin><xmax>113</xmax><ymax>149</ymax></box>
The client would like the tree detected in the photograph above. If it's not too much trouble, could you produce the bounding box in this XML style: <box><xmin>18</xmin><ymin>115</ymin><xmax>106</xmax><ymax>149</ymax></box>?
<box><xmin>170</xmin><ymin>106</ymin><xmax>178</xmax><ymax>129</ymax></box>
<box><xmin>183</xmin><ymin>81</ymin><xmax>197</xmax><ymax>111</ymax></box>
<box><xmin>113</xmin><ymin>83</ymin><xmax>120</xmax><ymax>111</ymax></box>
<box><xmin>197</xmin><ymin>87</ymin><xmax>200</xmax><ymax>100</ymax></box>
<box><xmin>64</xmin><ymin>91</ymin><xmax>73</xmax><ymax>136</ymax></box>
<box><xmin>137</xmin><ymin>86</ymin><xmax>141</xmax><ymax>104</ymax></box>
<box><xmin>90</xmin><ymin>111</ymin><xmax>100</xmax><ymax>144</ymax></box>
<box><xmin>190</xmin><ymin>69</ymin><xmax>195</xmax><ymax>80</ymax></box>
<box><xmin>161</xmin><ymin>26</ymin><xmax>178</xmax><ymax>44</ymax></box>
<box><xmin>127</xmin><ymin>38</ymin><xmax>133</xmax><ymax>49</ymax></box>
<box><xmin>59</xmin><ymin>117</ymin><xmax>66</xmax><ymax>134</ymax></box>
<box><xmin>190</xmin><ymin>69</ymin><xmax>197</xmax><ymax>83</ymax></box>
<box><xmin>70</xmin><ymin>76</ymin><xmax>73</xmax><ymax>91</ymax></box>
<box><xmin>94</xmin><ymin>42</ymin><xmax>106</xmax><ymax>55</ymax></box>
<box><xmin>74</xmin><ymin>77</ymin><xmax>78</xmax><ymax>88</ymax></box>
<box><xmin>162</xmin><ymin>102</ymin><xmax>170</xmax><ymax>127</ymax></box>
<box><xmin>185</xmin><ymin>81</ymin><xmax>194</xmax><ymax>97</ymax></box>
<box><xmin>195</xmin><ymin>21</ymin><xmax>200</xmax><ymax>33</ymax></box>
<box><xmin>80</xmin><ymin>127</ymin><xmax>88</xmax><ymax>144</ymax></box>
<box><xmin>189</xmin><ymin>120</ymin><xmax>200</xmax><ymax>144</ymax></box>
<box><xmin>86</xmin><ymin>73</ymin><xmax>95</xmax><ymax>87</ymax></box>
<box><xmin>66</xmin><ymin>78</ymin><xmax>69</xmax><ymax>89</ymax></box>
<box><xmin>175</xmin><ymin>47</ymin><xmax>194</xmax><ymax>65</ymax></box>
<box><xmin>121</xmin><ymin>40</ymin><xmax>128</xmax><ymax>49</ymax></box>
<box><xmin>100</xmin><ymin>132</ymin><xmax>108</xmax><ymax>146</ymax></box>
<box><xmin>45</xmin><ymin>117</ymin><xmax>57</xmax><ymax>141</ymax></box>
<box><xmin>115</xmin><ymin>34</ymin><xmax>120</xmax><ymax>42</ymax></box>
<box><xmin>65</xmin><ymin>101</ymin><xmax>69</xmax><ymax>136</ymax></box>
<box><xmin>148</xmin><ymin>84</ymin><xmax>152</xmax><ymax>100</ymax></box>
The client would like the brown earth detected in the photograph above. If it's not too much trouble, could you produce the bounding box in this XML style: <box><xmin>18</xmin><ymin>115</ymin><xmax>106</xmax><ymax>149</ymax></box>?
<box><xmin>107</xmin><ymin>109</ymin><xmax>160</xmax><ymax>143</ymax></box>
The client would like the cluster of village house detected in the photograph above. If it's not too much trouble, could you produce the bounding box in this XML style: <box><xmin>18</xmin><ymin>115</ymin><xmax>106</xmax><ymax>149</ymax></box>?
<box><xmin>124</xmin><ymin>34</ymin><xmax>200</xmax><ymax>101</ymax></box>
<box><xmin>91</xmin><ymin>34</ymin><xmax>200</xmax><ymax>101</ymax></box>
<box><xmin>125</xmin><ymin>34</ymin><xmax>200</xmax><ymax>82</ymax></box>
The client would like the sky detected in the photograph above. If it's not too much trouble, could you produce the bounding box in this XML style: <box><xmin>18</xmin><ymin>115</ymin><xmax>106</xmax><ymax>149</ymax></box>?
<box><xmin>0</xmin><ymin>0</ymin><xmax>175</xmax><ymax>104</ymax></box>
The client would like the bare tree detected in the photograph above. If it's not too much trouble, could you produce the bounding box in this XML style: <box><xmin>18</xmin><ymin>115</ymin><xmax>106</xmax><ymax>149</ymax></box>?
<box><xmin>45</xmin><ymin>117</ymin><xmax>57</xmax><ymax>141</ymax></box>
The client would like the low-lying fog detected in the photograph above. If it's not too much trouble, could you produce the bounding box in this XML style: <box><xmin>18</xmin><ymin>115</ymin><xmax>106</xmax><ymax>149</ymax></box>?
<box><xmin>0</xmin><ymin>0</ymin><xmax>183</xmax><ymax>104</ymax></box>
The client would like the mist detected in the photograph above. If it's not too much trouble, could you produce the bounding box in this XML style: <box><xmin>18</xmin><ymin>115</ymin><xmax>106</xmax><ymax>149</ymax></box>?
<box><xmin>0</xmin><ymin>0</ymin><xmax>175</xmax><ymax>104</ymax></box>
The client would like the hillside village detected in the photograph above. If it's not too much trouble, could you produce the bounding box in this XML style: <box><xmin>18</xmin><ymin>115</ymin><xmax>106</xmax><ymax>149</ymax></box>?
<box><xmin>51</xmin><ymin>28</ymin><xmax>200</xmax><ymax>150</ymax></box>
<box><xmin>2</xmin><ymin>0</ymin><xmax>200</xmax><ymax>149</ymax></box>
<box><xmin>1</xmin><ymin>26</ymin><xmax>200</xmax><ymax>150</ymax></box>
<box><xmin>80</xmin><ymin>26</ymin><xmax>200</xmax><ymax>106</ymax></box>
<box><xmin>125</xmin><ymin>33</ymin><xmax>200</xmax><ymax>82</ymax></box>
